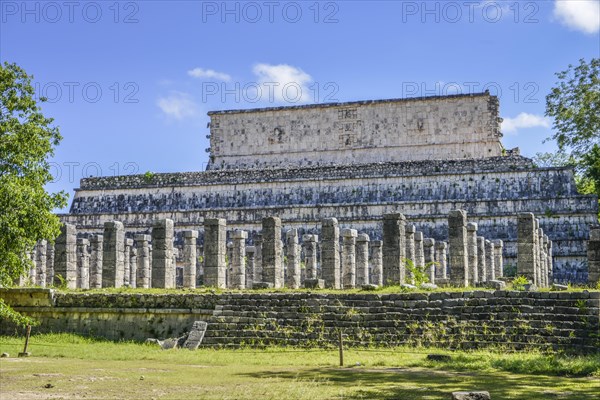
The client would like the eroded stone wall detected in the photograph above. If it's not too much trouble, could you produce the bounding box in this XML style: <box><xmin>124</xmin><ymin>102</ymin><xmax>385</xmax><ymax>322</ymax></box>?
<box><xmin>1</xmin><ymin>289</ymin><xmax>598</xmax><ymax>353</ymax></box>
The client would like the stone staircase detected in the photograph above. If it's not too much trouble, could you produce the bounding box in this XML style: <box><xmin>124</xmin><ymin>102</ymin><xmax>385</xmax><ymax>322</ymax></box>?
<box><xmin>199</xmin><ymin>292</ymin><xmax>600</xmax><ymax>352</ymax></box>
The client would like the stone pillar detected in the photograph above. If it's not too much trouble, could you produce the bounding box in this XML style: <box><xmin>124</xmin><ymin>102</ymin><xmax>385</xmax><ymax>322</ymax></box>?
<box><xmin>476</xmin><ymin>236</ymin><xmax>486</xmax><ymax>283</ymax></box>
<box><xmin>542</xmin><ymin>235</ymin><xmax>550</xmax><ymax>288</ymax></box>
<box><xmin>102</xmin><ymin>221</ymin><xmax>125</xmax><ymax>288</ymax></box>
<box><xmin>181</xmin><ymin>230</ymin><xmax>198</xmax><ymax>289</ymax></box>
<box><xmin>414</xmin><ymin>232</ymin><xmax>425</xmax><ymax>268</ymax></box>
<box><xmin>303</xmin><ymin>234</ymin><xmax>318</xmax><ymax>280</ymax></box>
<box><xmin>285</xmin><ymin>229</ymin><xmax>301</xmax><ymax>289</ymax></box>
<box><xmin>382</xmin><ymin>213</ymin><xmax>406</xmax><ymax>285</ymax></box>
<box><xmin>245</xmin><ymin>246</ymin><xmax>255</xmax><ymax>289</ymax></box>
<box><xmin>356</xmin><ymin>233</ymin><xmax>370</xmax><ymax>286</ymax></box>
<box><xmin>54</xmin><ymin>223</ymin><xmax>77</xmax><ymax>289</ymax></box>
<box><xmin>124</xmin><ymin>238</ymin><xmax>133</xmax><ymax>287</ymax></box>
<box><xmin>226</xmin><ymin>242</ymin><xmax>233</xmax><ymax>288</ymax></box>
<box><xmin>434</xmin><ymin>241</ymin><xmax>447</xmax><ymax>280</ymax></box>
<box><xmin>27</xmin><ymin>250</ymin><xmax>35</xmax><ymax>284</ymax></box>
<box><xmin>466</xmin><ymin>223</ymin><xmax>478</xmax><ymax>286</ymax></box>
<box><xmin>405</xmin><ymin>224</ymin><xmax>416</xmax><ymax>284</ymax></box>
<box><xmin>537</xmin><ymin>224</ymin><xmax>545</xmax><ymax>287</ymax></box>
<box><xmin>253</xmin><ymin>234</ymin><xmax>263</xmax><ymax>284</ymax></box>
<box><xmin>493</xmin><ymin>239</ymin><xmax>504</xmax><ymax>280</ymax></box>
<box><xmin>423</xmin><ymin>238</ymin><xmax>435</xmax><ymax>284</ymax></box>
<box><xmin>370</xmin><ymin>240</ymin><xmax>383</xmax><ymax>286</ymax></box>
<box><xmin>129</xmin><ymin>246</ymin><xmax>137</xmax><ymax>288</ymax></box>
<box><xmin>547</xmin><ymin>240</ymin><xmax>554</xmax><ymax>285</ymax></box>
<box><xmin>485</xmin><ymin>240</ymin><xmax>495</xmax><ymax>281</ymax></box>
<box><xmin>341</xmin><ymin>228</ymin><xmax>358</xmax><ymax>289</ymax></box>
<box><xmin>230</xmin><ymin>230</ymin><xmax>247</xmax><ymax>289</ymax></box>
<box><xmin>135</xmin><ymin>234</ymin><xmax>151</xmax><ymax>288</ymax></box>
<box><xmin>46</xmin><ymin>242</ymin><xmax>55</xmax><ymax>287</ymax></box>
<box><xmin>517</xmin><ymin>213</ymin><xmax>536</xmax><ymax>283</ymax></box>
<box><xmin>321</xmin><ymin>218</ymin><xmax>341</xmax><ymax>289</ymax></box>
<box><xmin>172</xmin><ymin>247</ymin><xmax>180</xmax><ymax>288</ymax></box>
<box><xmin>35</xmin><ymin>240</ymin><xmax>47</xmax><ymax>287</ymax></box>
<box><xmin>151</xmin><ymin>219</ymin><xmax>174</xmax><ymax>289</ymax></box>
<box><xmin>539</xmin><ymin>234</ymin><xmax>548</xmax><ymax>287</ymax></box>
<box><xmin>448</xmin><ymin>210</ymin><xmax>468</xmax><ymax>287</ymax></box>
<box><xmin>76</xmin><ymin>238</ymin><xmax>90</xmax><ymax>289</ymax></box>
<box><xmin>204</xmin><ymin>218</ymin><xmax>227</xmax><ymax>288</ymax></box>
<box><xmin>533</xmin><ymin>219</ymin><xmax>541</xmax><ymax>286</ymax></box>
<box><xmin>89</xmin><ymin>235</ymin><xmax>103</xmax><ymax>289</ymax></box>
<box><xmin>262</xmin><ymin>217</ymin><xmax>283</xmax><ymax>288</ymax></box>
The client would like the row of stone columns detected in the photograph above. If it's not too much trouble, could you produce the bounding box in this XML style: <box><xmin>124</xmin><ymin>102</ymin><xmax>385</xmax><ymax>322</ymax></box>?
<box><xmin>517</xmin><ymin>213</ymin><xmax>553</xmax><ymax>288</ymax></box>
<box><xmin>447</xmin><ymin>210</ymin><xmax>507</xmax><ymax>287</ymax></box>
<box><xmin>21</xmin><ymin>211</ymin><xmax>567</xmax><ymax>290</ymax></box>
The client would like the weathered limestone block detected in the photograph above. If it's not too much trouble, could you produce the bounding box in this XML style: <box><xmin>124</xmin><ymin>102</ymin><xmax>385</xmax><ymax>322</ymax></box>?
<box><xmin>231</xmin><ymin>230</ymin><xmax>247</xmax><ymax>289</ymax></box>
<box><xmin>405</xmin><ymin>224</ymin><xmax>416</xmax><ymax>284</ymax></box>
<box><xmin>321</xmin><ymin>218</ymin><xmax>341</xmax><ymax>289</ymax></box>
<box><xmin>356</xmin><ymin>233</ymin><xmax>370</xmax><ymax>286</ymax></box>
<box><xmin>517</xmin><ymin>213</ymin><xmax>536</xmax><ymax>283</ymax></box>
<box><xmin>129</xmin><ymin>246</ymin><xmax>137</xmax><ymax>288</ymax></box>
<box><xmin>303</xmin><ymin>234</ymin><xmax>318</xmax><ymax>280</ymax></box>
<box><xmin>124</xmin><ymin>238</ymin><xmax>133</xmax><ymax>287</ymax></box>
<box><xmin>262</xmin><ymin>217</ymin><xmax>284</xmax><ymax>288</ymax></box>
<box><xmin>45</xmin><ymin>242</ymin><xmax>55</xmax><ymax>287</ymax></box>
<box><xmin>135</xmin><ymin>234</ymin><xmax>151</xmax><ymax>288</ymax></box>
<box><xmin>89</xmin><ymin>235</ymin><xmax>103</xmax><ymax>289</ymax></box>
<box><xmin>537</xmin><ymin>226</ymin><xmax>546</xmax><ymax>287</ymax></box>
<box><xmin>342</xmin><ymin>228</ymin><xmax>358</xmax><ymax>289</ymax></box>
<box><xmin>476</xmin><ymin>236</ymin><xmax>486</xmax><ymax>283</ymax></box>
<box><xmin>451</xmin><ymin>391</ymin><xmax>491</xmax><ymax>400</ymax></box>
<box><xmin>183</xmin><ymin>230</ymin><xmax>199</xmax><ymax>289</ymax></box>
<box><xmin>102</xmin><ymin>221</ymin><xmax>125</xmax><ymax>288</ymax></box>
<box><xmin>434</xmin><ymin>241</ymin><xmax>447</xmax><ymax>279</ymax></box>
<box><xmin>370</xmin><ymin>240</ymin><xmax>383</xmax><ymax>286</ymax></box>
<box><xmin>485</xmin><ymin>240</ymin><xmax>495</xmax><ymax>282</ymax></box>
<box><xmin>253</xmin><ymin>234</ymin><xmax>263</xmax><ymax>284</ymax></box>
<box><xmin>588</xmin><ymin>228</ymin><xmax>600</xmax><ymax>286</ymax></box>
<box><xmin>493</xmin><ymin>239</ymin><xmax>504</xmax><ymax>280</ymax></box>
<box><xmin>383</xmin><ymin>213</ymin><xmax>406</xmax><ymax>285</ymax></box>
<box><xmin>35</xmin><ymin>240</ymin><xmax>47</xmax><ymax>287</ymax></box>
<box><xmin>466</xmin><ymin>223</ymin><xmax>478</xmax><ymax>286</ymax></box>
<box><xmin>285</xmin><ymin>229</ymin><xmax>301</xmax><ymax>289</ymax></box>
<box><xmin>76</xmin><ymin>238</ymin><xmax>90</xmax><ymax>289</ymax></box>
<box><xmin>448</xmin><ymin>210</ymin><xmax>469</xmax><ymax>287</ymax></box>
<box><xmin>204</xmin><ymin>218</ymin><xmax>227</xmax><ymax>288</ymax></box>
<box><xmin>151</xmin><ymin>219</ymin><xmax>175</xmax><ymax>289</ymax></box>
<box><xmin>245</xmin><ymin>246</ymin><xmax>255</xmax><ymax>289</ymax></box>
<box><xmin>423</xmin><ymin>238</ymin><xmax>435</xmax><ymax>284</ymax></box>
<box><xmin>54</xmin><ymin>223</ymin><xmax>77</xmax><ymax>289</ymax></box>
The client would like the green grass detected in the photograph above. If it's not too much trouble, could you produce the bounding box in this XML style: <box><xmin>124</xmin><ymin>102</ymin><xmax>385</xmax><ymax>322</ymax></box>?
<box><xmin>1</xmin><ymin>334</ymin><xmax>599</xmax><ymax>399</ymax></box>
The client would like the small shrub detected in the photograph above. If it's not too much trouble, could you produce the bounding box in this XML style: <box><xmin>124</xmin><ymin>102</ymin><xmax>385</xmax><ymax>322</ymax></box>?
<box><xmin>512</xmin><ymin>276</ymin><xmax>529</xmax><ymax>291</ymax></box>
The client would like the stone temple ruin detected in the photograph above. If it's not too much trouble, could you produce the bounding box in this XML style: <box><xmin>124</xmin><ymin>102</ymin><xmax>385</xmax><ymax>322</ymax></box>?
<box><xmin>50</xmin><ymin>92</ymin><xmax>596</xmax><ymax>284</ymax></box>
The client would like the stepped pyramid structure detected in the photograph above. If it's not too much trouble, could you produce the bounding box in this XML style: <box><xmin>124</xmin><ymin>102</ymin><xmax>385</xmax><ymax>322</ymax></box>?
<box><xmin>60</xmin><ymin>92</ymin><xmax>598</xmax><ymax>282</ymax></box>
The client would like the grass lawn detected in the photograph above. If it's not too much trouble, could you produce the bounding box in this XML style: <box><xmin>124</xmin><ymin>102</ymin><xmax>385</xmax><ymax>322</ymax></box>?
<box><xmin>0</xmin><ymin>334</ymin><xmax>599</xmax><ymax>399</ymax></box>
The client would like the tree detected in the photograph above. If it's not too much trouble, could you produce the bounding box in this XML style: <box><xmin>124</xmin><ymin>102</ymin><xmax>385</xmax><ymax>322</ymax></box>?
<box><xmin>545</xmin><ymin>58</ymin><xmax>600</xmax><ymax>198</ymax></box>
<box><xmin>0</xmin><ymin>62</ymin><xmax>68</xmax><ymax>289</ymax></box>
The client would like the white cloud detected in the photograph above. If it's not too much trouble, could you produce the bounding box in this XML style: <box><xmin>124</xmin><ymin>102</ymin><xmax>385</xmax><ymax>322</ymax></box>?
<box><xmin>252</xmin><ymin>63</ymin><xmax>313</xmax><ymax>103</ymax></box>
<box><xmin>156</xmin><ymin>91</ymin><xmax>198</xmax><ymax>120</ymax></box>
<box><xmin>502</xmin><ymin>113</ymin><xmax>552</xmax><ymax>134</ymax></box>
<box><xmin>554</xmin><ymin>0</ymin><xmax>600</xmax><ymax>34</ymax></box>
<box><xmin>188</xmin><ymin>67</ymin><xmax>231</xmax><ymax>81</ymax></box>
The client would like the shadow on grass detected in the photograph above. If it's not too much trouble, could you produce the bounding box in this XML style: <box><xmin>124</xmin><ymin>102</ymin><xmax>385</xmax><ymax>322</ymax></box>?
<box><xmin>238</xmin><ymin>367</ymin><xmax>600</xmax><ymax>400</ymax></box>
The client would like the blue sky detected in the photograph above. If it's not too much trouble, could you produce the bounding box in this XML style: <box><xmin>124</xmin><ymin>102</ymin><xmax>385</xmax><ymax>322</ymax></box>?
<box><xmin>1</xmin><ymin>0</ymin><xmax>599</xmax><ymax>211</ymax></box>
